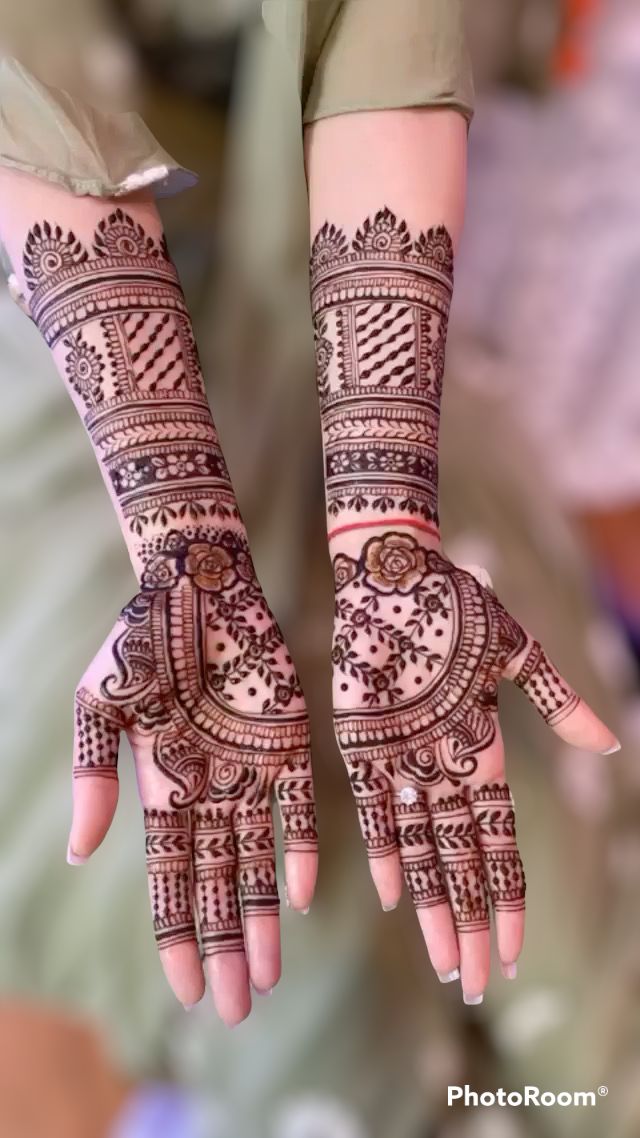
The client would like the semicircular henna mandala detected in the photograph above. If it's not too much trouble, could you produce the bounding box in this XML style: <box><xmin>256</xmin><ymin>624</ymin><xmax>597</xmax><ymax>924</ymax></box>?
<box><xmin>331</xmin><ymin>532</ymin><xmax>580</xmax><ymax>789</ymax></box>
<box><xmin>98</xmin><ymin>527</ymin><xmax>316</xmax><ymax>810</ymax></box>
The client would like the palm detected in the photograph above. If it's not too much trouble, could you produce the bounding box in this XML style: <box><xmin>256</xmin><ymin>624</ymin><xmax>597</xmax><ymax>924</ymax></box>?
<box><xmin>329</xmin><ymin>531</ymin><xmax>596</xmax><ymax>970</ymax></box>
<box><xmin>74</xmin><ymin>529</ymin><xmax>317</xmax><ymax>967</ymax></box>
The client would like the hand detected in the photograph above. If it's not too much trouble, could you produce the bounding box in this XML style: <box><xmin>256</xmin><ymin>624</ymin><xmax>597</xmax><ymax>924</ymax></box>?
<box><xmin>330</xmin><ymin>528</ymin><xmax>618</xmax><ymax>1002</ymax></box>
<box><xmin>69</xmin><ymin>528</ymin><xmax>318</xmax><ymax>1025</ymax></box>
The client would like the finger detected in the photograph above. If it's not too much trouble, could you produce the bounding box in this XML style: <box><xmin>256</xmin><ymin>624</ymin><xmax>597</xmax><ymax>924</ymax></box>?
<box><xmin>69</xmin><ymin>688</ymin><xmax>123</xmax><ymax>861</ymax></box>
<box><xmin>144</xmin><ymin>807</ymin><xmax>205</xmax><ymax>1009</ymax></box>
<box><xmin>468</xmin><ymin>781</ymin><xmax>525</xmax><ymax>974</ymax></box>
<box><xmin>275</xmin><ymin>748</ymin><xmax>319</xmax><ymax>913</ymax></box>
<box><xmin>193</xmin><ymin>805</ymin><xmax>251</xmax><ymax>1026</ymax></box>
<box><xmin>394</xmin><ymin>786</ymin><xmax>459</xmax><ymax>981</ymax></box>
<box><xmin>348</xmin><ymin>757</ymin><xmax>403</xmax><ymax>911</ymax></box>
<box><xmin>235</xmin><ymin>802</ymin><xmax>281</xmax><ymax>994</ymax></box>
<box><xmin>430</xmin><ymin>785</ymin><xmax>491</xmax><ymax>1004</ymax></box>
<box><xmin>510</xmin><ymin>640</ymin><xmax>619</xmax><ymax>754</ymax></box>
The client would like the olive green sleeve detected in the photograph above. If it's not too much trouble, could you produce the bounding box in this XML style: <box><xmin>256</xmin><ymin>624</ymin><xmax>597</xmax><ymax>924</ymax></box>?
<box><xmin>0</xmin><ymin>56</ymin><xmax>196</xmax><ymax>199</ymax></box>
<box><xmin>302</xmin><ymin>0</ymin><xmax>474</xmax><ymax>125</ymax></box>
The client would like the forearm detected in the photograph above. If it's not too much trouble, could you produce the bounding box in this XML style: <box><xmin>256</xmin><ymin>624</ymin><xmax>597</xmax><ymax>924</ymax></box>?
<box><xmin>305</xmin><ymin>109</ymin><xmax>467</xmax><ymax>549</ymax></box>
<box><xmin>0</xmin><ymin>169</ymin><xmax>239</xmax><ymax>581</ymax></box>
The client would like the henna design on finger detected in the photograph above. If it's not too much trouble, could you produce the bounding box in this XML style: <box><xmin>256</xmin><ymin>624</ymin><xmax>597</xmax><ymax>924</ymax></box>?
<box><xmin>431</xmin><ymin>792</ymin><xmax>490</xmax><ymax>933</ymax></box>
<box><xmin>394</xmin><ymin>791</ymin><xmax>448</xmax><ymax>909</ymax></box>
<box><xmin>74</xmin><ymin>688</ymin><xmax>124</xmax><ymax>779</ymax></box>
<box><xmin>513</xmin><ymin>643</ymin><xmax>580</xmax><ymax>725</ymax></box>
<box><xmin>144</xmin><ymin>807</ymin><xmax>195</xmax><ymax>950</ymax></box>
<box><xmin>469</xmin><ymin>783</ymin><xmax>525</xmax><ymax>915</ymax></box>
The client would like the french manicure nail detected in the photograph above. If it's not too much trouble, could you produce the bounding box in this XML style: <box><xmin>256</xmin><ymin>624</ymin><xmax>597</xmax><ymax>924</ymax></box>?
<box><xmin>254</xmin><ymin>988</ymin><xmax>273</xmax><ymax>997</ymax></box>
<box><xmin>300</xmin><ymin>907</ymin><xmax>310</xmax><ymax>915</ymax></box>
<box><xmin>66</xmin><ymin>844</ymin><xmax>88</xmax><ymax>866</ymax></box>
<box><xmin>602</xmin><ymin>742</ymin><xmax>621</xmax><ymax>754</ymax></box>
<box><xmin>463</xmin><ymin>993</ymin><xmax>484</xmax><ymax>1006</ymax></box>
<box><xmin>437</xmin><ymin>968</ymin><xmax>460</xmax><ymax>984</ymax></box>
<box><xmin>183</xmin><ymin>1004</ymin><xmax>197</xmax><ymax>1012</ymax></box>
<box><xmin>382</xmin><ymin>903</ymin><xmax>398</xmax><ymax>913</ymax></box>
<box><xmin>502</xmin><ymin>962</ymin><xmax>517</xmax><ymax>980</ymax></box>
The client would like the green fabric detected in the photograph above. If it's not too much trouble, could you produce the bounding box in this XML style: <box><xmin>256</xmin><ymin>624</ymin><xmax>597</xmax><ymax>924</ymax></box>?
<box><xmin>0</xmin><ymin>56</ymin><xmax>196</xmax><ymax>199</ymax></box>
<box><xmin>263</xmin><ymin>0</ymin><xmax>474</xmax><ymax>124</ymax></box>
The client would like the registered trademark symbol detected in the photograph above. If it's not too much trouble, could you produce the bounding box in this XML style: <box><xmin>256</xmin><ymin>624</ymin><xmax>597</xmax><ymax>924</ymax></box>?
<box><xmin>598</xmin><ymin>1086</ymin><xmax>608</xmax><ymax>1097</ymax></box>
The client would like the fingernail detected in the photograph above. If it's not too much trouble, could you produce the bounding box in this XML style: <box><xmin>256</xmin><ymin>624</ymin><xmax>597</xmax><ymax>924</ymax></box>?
<box><xmin>66</xmin><ymin>843</ymin><xmax>88</xmax><ymax>866</ymax></box>
<box><xmin>183</xmin><ymin>1003</ymin><xmax>197</xmax><ymax>1012</ymax></box>
<box><xmin>382</xmin><ymin>902</ymin><xmax>398</xmax><ymax>913</ymax></box>
<box><xmin>463</xmin><ymin>993</ymin><xmax>484</xmax><ymax>1006</ymax></box>
<box><xmin>284</xmin><ymin>886</ymin><xmax>290</xmax><ymax>908</ymax></box>
<box><xmin>300</xmin><ymin>907</ymin><xmax>310</xmax><ymax>916</ymax></box>
<box><xmin>502</xmin><ymin>962</ymin><xmax>517</xmax><ymax>980</ymax></box>
<box><xmin>437</xmin><ymin>968</ymin><xmax>460</xmax><ymax>984</ymax></box>
<box><xmin>253</xmin><ymin>987</ymin><xmax>273</xmax><ymax>997</ymax></box>
<box><xmin>602</xmin><ymin>741</ymin><xmax>621</xmax><ymax>754</ymax></box>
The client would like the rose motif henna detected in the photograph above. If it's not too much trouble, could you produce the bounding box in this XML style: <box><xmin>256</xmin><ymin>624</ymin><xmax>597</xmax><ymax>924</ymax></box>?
<box><xmin>184</xmin><ymin>543</ymin><xmax>236</xmax><ymax>592</ymax></box>
<box><xmin>363</xmin><ymin>533</ymin><xmax>427</xmax><ymax>593</ymax></box>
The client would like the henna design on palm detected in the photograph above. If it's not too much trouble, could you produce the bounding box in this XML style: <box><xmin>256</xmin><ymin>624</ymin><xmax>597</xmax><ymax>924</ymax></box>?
<box><xmin>329</xmin><ymin>531</ymin><xmax>581</xmax><ymax>931</ymax></box>
<box><xmin>75</xmin><ymin>529</ymin><xmax>317</xmax><ymax>958</ymax></box>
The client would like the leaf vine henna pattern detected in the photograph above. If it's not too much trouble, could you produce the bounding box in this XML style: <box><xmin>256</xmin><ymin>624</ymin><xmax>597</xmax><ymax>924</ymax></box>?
<box><xmin>332</xmin><ymin>532</ymin><xmax>579</xmax><ymax>788</ymax></box>
<box><xmin>75</xmin><ymin>528</ymin><xmax>317</xmax><ymax>958</ymax></box>
<box><xmin>22</xmin><ymin>211</ymin><xmax>239</xmax><ymax>558</ymax></box>
<box><xmin>310</xmin><ymin>208</ymin><xmax>453</xmax><ymax>529</ymax></box>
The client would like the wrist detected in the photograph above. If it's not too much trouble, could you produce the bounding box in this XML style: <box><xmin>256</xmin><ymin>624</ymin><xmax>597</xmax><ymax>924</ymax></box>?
<box><xmin>328</xmin><ymin>519</ymin><xmax>442</xmax><ymax>587</ymax></box>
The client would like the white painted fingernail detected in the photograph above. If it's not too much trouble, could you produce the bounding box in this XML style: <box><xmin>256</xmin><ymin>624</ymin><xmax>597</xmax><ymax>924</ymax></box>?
<box><xmin>300</xmin><ymin>907</ymin><xmax>310</xmax><ymax>915</ymax></box>
<box><xmin>502</xmin><ymin>962</ymin><xmax>517</xmax><ymax>980</ymax></box>
<box><xmin>602</xmin><ymin>742</ymin><xmax>621</xmax><ymax>754</ymax></box>
<box><xmin>463</xmin><ymin>993</ymin><xmax>484</xmax><ymax>1006</ymax></box>
<box><xmin>66</xmin><ymin>843</ymin><xmax>88</xmax><ymax>866</ymax></box>
<box><xmin>437</xmin><ymin>968</ymin><xmax>460</xmax><ymax>984</ymax></box>
<box><xmin>382</xmin><ymin>903</ymin><xmax>398</xmax><ymax>913</ymax></box>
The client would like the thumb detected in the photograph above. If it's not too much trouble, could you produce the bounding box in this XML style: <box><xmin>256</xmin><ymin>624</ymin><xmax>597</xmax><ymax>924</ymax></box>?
<box><xmin>68</xmin><ymin>687</ymin><xmax>123</xmax><ymax>863</ymax></box>
<box><xmin>509</xmin><ymin>640</ymin><xmax>620</xmax><ymax>755</ymax></box>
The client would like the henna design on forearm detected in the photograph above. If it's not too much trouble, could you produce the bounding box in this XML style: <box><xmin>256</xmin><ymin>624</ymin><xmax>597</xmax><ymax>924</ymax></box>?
<box><xmin>23</xmin><ymin>212</ymin><xmax>238</xmax><ymax>564</ymax></box>
<box><xmin>310</xmin><ymin>209</ymin><xmax>452</xmax><ymax>530</ymax></box>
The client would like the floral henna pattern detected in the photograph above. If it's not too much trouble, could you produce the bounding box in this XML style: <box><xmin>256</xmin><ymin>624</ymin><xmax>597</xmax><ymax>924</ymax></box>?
<box><xmin>75</xmin><ymin>528</ymin><xmax>317</xmax><ymax>957</ymax></box>
<box><xmin>310</xmin><ymin>208</ymin><xmax>453</xmax><ymax>528</ymax></box>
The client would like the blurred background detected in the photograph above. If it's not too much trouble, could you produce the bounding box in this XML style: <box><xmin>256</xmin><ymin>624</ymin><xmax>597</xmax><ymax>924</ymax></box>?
<box><xmin>1</xmin><ymin>1</ymin><xmax>640</xmax><ymax>1135</ymax></box>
